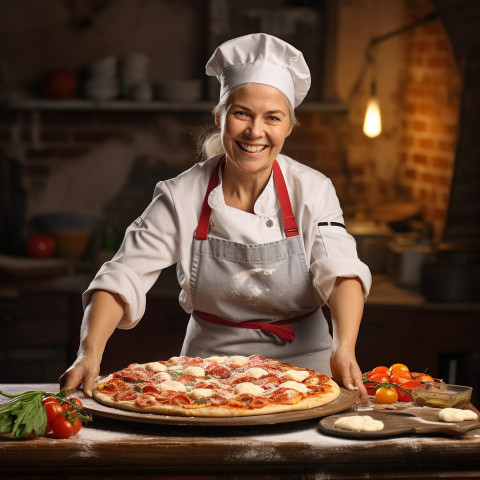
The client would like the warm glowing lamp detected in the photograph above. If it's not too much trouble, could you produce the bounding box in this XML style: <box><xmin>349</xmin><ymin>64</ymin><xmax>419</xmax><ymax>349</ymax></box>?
<box><xmin>363</xmin><ymin>81</ymin><xmax>381</xmax><ymax>138</ymax></box>
<box><xmin>348</xmin><ymin>12</ymin><xmax>438</xmax><ymax>139</ymax></box>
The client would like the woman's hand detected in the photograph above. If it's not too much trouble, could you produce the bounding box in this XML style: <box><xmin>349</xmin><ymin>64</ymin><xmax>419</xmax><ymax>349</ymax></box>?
<box><xmin>330</xmin><ymin>346</ymin><xmax>368</xmax><ymax>401</ymax></box>
<box><xmin>59</xmin><ymin>289</ymin><xmax>126</xmax><ymax>397</ymax></box>
<box><xmin>59</xmin><ymin>352</ymin><xmax>101</xmax><ymax>398</ymax></box>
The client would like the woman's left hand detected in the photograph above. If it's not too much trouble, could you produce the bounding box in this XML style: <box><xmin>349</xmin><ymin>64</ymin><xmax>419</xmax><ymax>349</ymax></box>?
<box><xmin>330</xmin><ymin>346</ymin><xmax>368</xmax><ymax>401</ymax></box>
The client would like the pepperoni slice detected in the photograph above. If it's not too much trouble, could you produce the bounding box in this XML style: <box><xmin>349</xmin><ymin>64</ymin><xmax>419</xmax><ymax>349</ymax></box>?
<box><xmin>228</xmin><ymin>375</ymin><xmax>250</xmax><ymax>386</ymax></box>
<box><xmin>113</xmin><ymin>388</ymin><xmax>138</xmax><ymax>402</ymax></box>
<box><xmin>170</xmin><ymin>394</ymin><xmax>192</xmax><ymax>406</ymax></box>
<box><xmin>194</xmin><ymin>381</ymin><xmax>218</xmax><ymax>390</ymax></box>
<box><xmin>268</xmin><ymin>388</ymin><xmax>302</xmax><ymax>405</ymax></box>
<box><xmin>205</xmin><ymin>363</ymin><xmax>231</xmax><ymax>379</ymax></box>
<box><xmin>102</xmin><ymin>378</ymin><xmax>129</xmax><ymax>393</ymax></box>
<box><xmin>177</xmin><ymin>375</ymin><xmax>196</xmax><ymax>383</ymax></box>
<box><xmin>253</xmin><ymin>374</ymin><xmax>281</xmax><ymax>388</ymax></box>
<box><xmin>142</xmin><ymin>385</ymin><xmax>162</xmax><ymax>395</ymax></box>
<box><xmin>154</xmin><ymin>390</ymin><xmax>178</xmax><ymax>404</ymax></box>
<box><xmin>134</xmin><ymin>394</ymin><xmax>156</xmax><ymax>407</ymax></box>
<box><xmin>186</xmin><ymin>357</ymin><xmax>204</xmax><ymax>367</ymax></box>
<box><xmin>209</xmin><ymin>394</ymin><xmax>228</xmax><ymax>406</ymax></box>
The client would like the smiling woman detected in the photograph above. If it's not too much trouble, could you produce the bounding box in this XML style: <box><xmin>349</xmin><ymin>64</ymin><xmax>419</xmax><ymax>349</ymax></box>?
<box><xmin>60</xmin><ymin>33</ymin><xmax>372</xmax><ymax>402</ymax></box>
<box><xmin>216</xmin><ymin>84</ymin><xmax>294</xmax><ymax>212</ymax></box>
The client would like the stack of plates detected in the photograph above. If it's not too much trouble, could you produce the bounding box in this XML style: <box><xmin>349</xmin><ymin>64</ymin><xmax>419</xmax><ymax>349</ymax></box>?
<box><xmin>155</xmin><ymin>79</ymin><xmax>203</xmax><ymax>102</ymax></box>
<box><xmin>85</xmin><ymin>56</ymin><xmax>118</xmax><ymax>102</ymax></box>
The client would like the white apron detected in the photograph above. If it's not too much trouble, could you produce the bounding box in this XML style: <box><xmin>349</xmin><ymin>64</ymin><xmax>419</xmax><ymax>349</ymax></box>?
<box><xmin>181</xmin><ymin>157</ymin><xmax>333</xmax><ymax>372</ymax></box>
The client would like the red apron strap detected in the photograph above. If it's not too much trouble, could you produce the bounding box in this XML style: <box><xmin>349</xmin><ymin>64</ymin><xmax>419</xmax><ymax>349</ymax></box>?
<box><xmin>195</xmin><ymin>156</ymin><xmax>225</xmax><ymax>240</ymax></box>
<box><xmin>272</xmin><ymin>160</ymin><xmax>299</xmax><ymax>237</ymax></box>
<box><xmin>193</xmin><ymin>306</ymin><xmax>320</xmax><ymax>343</ymax></box>
<box><xmin>196</xmin><ymin>157</ymin><xmax>299</xmax><ymax>239</ymax></box>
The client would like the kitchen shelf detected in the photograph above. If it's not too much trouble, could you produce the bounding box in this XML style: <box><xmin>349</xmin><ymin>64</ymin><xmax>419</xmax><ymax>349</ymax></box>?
<box><xmin>4</xmin><ymin>98</ymin><xmax>348</xmax><ymax>113</ymax></box>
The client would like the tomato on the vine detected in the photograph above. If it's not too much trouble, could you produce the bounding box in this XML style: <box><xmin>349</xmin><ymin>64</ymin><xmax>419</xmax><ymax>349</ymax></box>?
<box><xmin>390</xmin><ymin>372</ymin><xmax>412</xmax><ymax>384</ymax></box>
<box><xmin>62</xmin><ymin>396</ymin><xmax>83</xmax><ymax>411</ymax></box>
<box><xmin>390</xmin><ymin>363</ymin><xmax>409</xmax><ymax>374</ymax></box>
<box><xmin>44</xmin><ymin>401</ymin><xmax>64</xmax><ymax>433</ymax></box>
<box><xmin>415</xmin><ymin>374</ymin><xmax>435</xmax><ymax>383</ymax></box>
<box><xmin>52</xmin><ymin>414</ymin><xmax>80</xmax><ymax>439</ymax></box>
<box><xmin>375</xmin><ymin>387</ymin><xmax>399</xmax><ymax>404</ymax></box>
<box><xmin>371</xmin><ymin>366</ymin><xmax>390</xmax><ymax>377</ymax></box>
<box><xmin>393</xmin><ymin>380</ymin><xmax>421</xmax><ymax>402</ymax></box>
<box><xmin>370</xmin><ymin>373</ymin><xmax>390</xmax><ymax>383</ymax></box>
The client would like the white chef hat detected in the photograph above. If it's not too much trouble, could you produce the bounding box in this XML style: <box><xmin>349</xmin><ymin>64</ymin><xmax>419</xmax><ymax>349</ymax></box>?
<box><xmin>205</xmin><ymin>33</ymin><xmax>311</xmax><ymax>108</ymax></box>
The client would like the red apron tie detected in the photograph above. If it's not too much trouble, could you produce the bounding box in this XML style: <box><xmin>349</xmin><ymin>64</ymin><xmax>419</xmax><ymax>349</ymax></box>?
<box><xmin>193</xmin><ymin>307</ymin><xmax>320</xmax><ymax>342</ymax></box>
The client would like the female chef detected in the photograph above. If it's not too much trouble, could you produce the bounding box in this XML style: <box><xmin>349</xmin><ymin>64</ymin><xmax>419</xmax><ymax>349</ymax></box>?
<box><xmin>60</xmin><ymin>33</ymin><xmax>371</xmax><ymax>399</ymax></box>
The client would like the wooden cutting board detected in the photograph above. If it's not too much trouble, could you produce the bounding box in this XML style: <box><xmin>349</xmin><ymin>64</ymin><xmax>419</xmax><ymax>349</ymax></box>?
<box><xmin>319</xmin><ymin>405</ymin><xmax>480</xmax><ymax>438</ymax></box>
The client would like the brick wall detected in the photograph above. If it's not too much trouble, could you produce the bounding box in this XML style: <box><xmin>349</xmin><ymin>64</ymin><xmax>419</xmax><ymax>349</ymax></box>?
<box><xmin>399</xmin><ymin>0</ymin><xmax>461</xmax><ymax>241</ymax></box>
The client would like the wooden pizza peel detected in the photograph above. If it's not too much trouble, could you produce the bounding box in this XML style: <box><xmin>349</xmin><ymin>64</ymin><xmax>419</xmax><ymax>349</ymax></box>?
<box><xmin>83</xmin><ymin>387</ymin><xmax>359</xmax><ymax>427</ymax></box>
<box><xmin>318</xmin><ymin>405</ymin><xmax>480</xmax><ymax>438</ymax></box>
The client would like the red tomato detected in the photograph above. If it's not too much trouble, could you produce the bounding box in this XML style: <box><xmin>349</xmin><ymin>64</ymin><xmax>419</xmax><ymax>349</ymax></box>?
<box><xmin>371</xmin><ymin>366</ymin><xmax>390</xmax><ymax>377</ymax></box>
<box><xmin>52</xmin><ymin>414</ymin><xmax>77</xmax><ymax>439</ymax></box>
<box><xmin>62</xmin><ymin>396</ymin><xmax>83</xmax><ymax>411</ymax></box>
<box><xmin>390</xmin><ymin>363</ymin><xmax>409</xmax><ymax>374</ymax></box>
<box><xmin>42</xmin><ymin>396</ymin><xmax>60</xmax><ymax>405</ymax></box>
<box><xmin>370</xmin><ymin>373</ymin><xmax>390</xmax><ymax>383</ymax></box>
<box><xmin>43</xmin><ymin>68</ymin><xmax>78</xmax><ymax>99</ymax></box>
<box><xmin>375</xmin><ymin>387</ymin><xmax>399</xmax><ymax>404</ymax></box>
<box><xmin>390</xmin><ymin>372</ymin><xmax>413</xmax><ymax>384</ymax></box>
<box><xmin>44</xmin><ymin>401</ymin><xmax>64</xmax><ymax>433</ymax></box>
<box><xmin>393</xmin><ymin>380</ymin><xmax>422</xmax><ymax>402</ymax></box>
<box><xmin>27</xmin><ymin>234</ymin><xmax>55</xmax><ymax>258</ymax></box>
<box><xmin>416</xmin><ymin>374</ymin><xmax>435</xmax><ymax>383</ymax></box>
<box><xmin>69</xmin><ymin>414</ymin><xmax>82</xmax><ymax>435</ymax></box>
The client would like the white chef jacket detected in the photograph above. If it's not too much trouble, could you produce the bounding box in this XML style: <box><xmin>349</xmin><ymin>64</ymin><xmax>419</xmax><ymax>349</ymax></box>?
<box><xmin>83</xmin><ymin>154</ymin><xmax>372</xmax><ymax>329</ymax></box>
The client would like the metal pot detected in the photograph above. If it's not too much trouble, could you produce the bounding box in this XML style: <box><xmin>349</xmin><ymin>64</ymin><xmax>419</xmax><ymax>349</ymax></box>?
<box><xmin>387</xmin><ymin>238</ymin><xmax>431</xmax><ymax>289</ymax></box>
<box><xmin>421</xmin><ymin>260</ymin><xmax>480</xmax><ymax>302</ymax></box>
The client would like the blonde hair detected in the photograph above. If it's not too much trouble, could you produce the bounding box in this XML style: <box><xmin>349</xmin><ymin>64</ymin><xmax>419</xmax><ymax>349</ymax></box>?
<box><xmin>198</xmin><ymin>84</ymin><xmax>299</xmax><ymax>160</ymax></box>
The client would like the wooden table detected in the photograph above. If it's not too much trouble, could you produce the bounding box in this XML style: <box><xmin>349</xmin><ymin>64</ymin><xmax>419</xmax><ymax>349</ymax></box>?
<box><xmin>1</xmin><ymin>384</ymin><xmax>480</xmax><ymax>479</ymax></box>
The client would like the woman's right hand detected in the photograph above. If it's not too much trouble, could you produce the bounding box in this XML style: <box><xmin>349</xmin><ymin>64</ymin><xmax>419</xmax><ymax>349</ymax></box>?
<box><xmin>59</xmin><ymin>352</ymin><xmax>101</xmax><ymax>398</ymax></box>
<box><xmin>59</xmin><ymin>289</ymin><xmax>126</xmax><ymax>397</ymax></box>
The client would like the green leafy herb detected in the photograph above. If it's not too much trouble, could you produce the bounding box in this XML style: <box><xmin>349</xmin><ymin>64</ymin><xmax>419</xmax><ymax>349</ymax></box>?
<box><xmin>0</xmin><ymin>389</ymin><xmax>92</xmax><ymax>439</ymax></box>
<box><xmin>0</xmin><ymin>390</ymin><xmax>47</xmax><ymax>438</ymax></box>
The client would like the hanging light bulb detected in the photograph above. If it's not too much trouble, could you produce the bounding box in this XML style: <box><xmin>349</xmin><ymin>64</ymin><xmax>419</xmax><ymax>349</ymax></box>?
<box><xmin>363</xmin><ymin>80</ymin><xmax>382</xmax><ymax>138</ymax></box>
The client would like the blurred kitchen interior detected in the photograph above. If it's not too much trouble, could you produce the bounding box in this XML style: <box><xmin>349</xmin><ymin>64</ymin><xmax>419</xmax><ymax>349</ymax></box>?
<box><xmin>0</xmin><ymin>0</ymin><xmax>479</xmax><ymax>402</ymax></box>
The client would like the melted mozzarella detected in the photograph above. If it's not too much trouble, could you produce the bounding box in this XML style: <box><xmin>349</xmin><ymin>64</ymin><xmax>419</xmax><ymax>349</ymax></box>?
<box><xmin>284</xmin><ymin>370</ymin><xmax>310</xmax><ymax>382</ymax></box>
<box><xmin>157</xmin><ymin>381</ymin><xmax>187</xmax><ymax>393</ymax></box>
<box><xmin>144</xmin><ymin>362</ymin><xmax>167</xmax><ymax>373</ymax></box>
<box><xmin>228</xmin><ymin>355</ymin><xmax>249</xmax><ymax>365</ymax></box>
<box><xmin>152</xmin><ymin>372</ymin><xmax>171</xmax><ymax>382</ymax></box>
<box><xmin>246</xmin><ymin>367</ymin><xmax>268</xmax><ymax>379</ymax></box>
<box><xmin>234</xmin><ymin>382</ymin><xmax>264</xmax><ymax>396</ymax></box>
<box><xmin>205</xmin><ymin>356</ymin><xmax>228</xmax><ymax>364</ymax></box>
<box><xmin>278</xmin><ymin>381</ymin><xmax>308</xmax><ymax>394</ymax></box>
<box><xmin>183</xmin><ymin>366</ymin><xmax>205</xmax><ymax>377</ymax></box>
<box><xmin>190</xmin><ymin>388</ymin><xmax>214</xmax><ymax>400</ymax></box>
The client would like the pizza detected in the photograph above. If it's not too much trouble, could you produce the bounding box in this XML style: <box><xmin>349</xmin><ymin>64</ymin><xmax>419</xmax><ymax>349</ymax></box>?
<box><xmin>93</xmin><ymin>354</ymin><xmax>340</xmax><ymax>417</ymax></box>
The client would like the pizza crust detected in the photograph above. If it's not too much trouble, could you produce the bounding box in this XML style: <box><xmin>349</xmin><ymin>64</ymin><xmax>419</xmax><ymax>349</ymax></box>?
<box><xmin>92</xmin><ymin>357</ymin><xmax>340</xmax><ymax>418</ymax></box>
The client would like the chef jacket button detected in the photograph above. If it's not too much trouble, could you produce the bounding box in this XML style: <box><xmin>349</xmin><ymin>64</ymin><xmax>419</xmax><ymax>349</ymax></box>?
<box><xmin>266</xmin><ymin>219</ymin><xmax>274</xmax><ymax>228</ymax></box>
<box><xmin>209</xmin><ymin>221</ymin><xmax>214</xmax><ymax>230</ymax></box>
